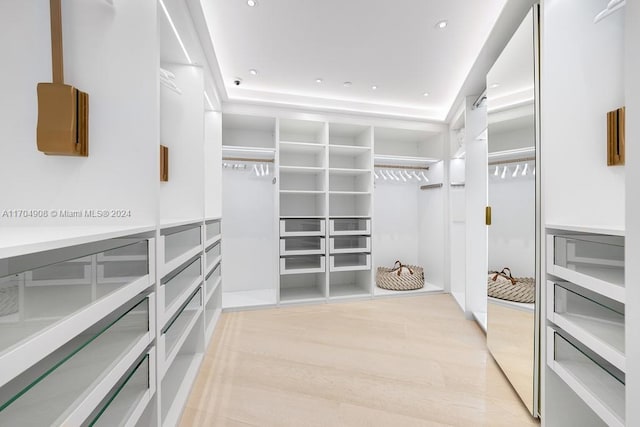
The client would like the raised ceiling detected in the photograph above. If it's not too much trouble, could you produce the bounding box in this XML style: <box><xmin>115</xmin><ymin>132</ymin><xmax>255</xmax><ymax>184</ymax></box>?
<box><xmin>204</xmin><ymin>0</ymin><xmax>508</xmax><ymax>121</ymax></box>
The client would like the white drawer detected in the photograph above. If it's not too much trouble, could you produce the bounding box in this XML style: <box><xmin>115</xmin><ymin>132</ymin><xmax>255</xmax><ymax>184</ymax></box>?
<box><xmin>280</xmin><ymin>218</ymin><xmax>326</xmax><ymax>237</ymax></box>
<box><xmin>547</xmin><ymin>280</ymin><xmax>625</xmax><ymax>372</ymax></box>
<box><xmin>547</xmin><ymin>234</ymin><xmax>624</xmax><ymax>302</ymax></box>
<box><xmin>280</xmin><ymin>237</ymin><xmax>326</xmax><ymax>256</ymax></box>
<box><xmin>329</xmin><ymin>218</ymin><xmax>370</xmax><ymax>235</ymax></box>
<box><xmin>546</xmin><ymin>327</ymin><xmax>624</xmax><ymax>427</ymax></box>
<box><xmin>329</xmin><ymin>253</ymin><xmax>371</xmax><ymax>272</ymax></box>
<box><xmin>329</xmin><ymin>236</ymin><xmax>370</xmax><ymax>254</ymax></box>
<box><xmin>280</xmin><ymin>255</ymin><xmax>326</xmax><ymax>275</ymax></box>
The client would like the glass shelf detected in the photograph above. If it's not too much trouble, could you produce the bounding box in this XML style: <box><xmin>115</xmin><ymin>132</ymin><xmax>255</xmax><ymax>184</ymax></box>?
<box><xmin>0</xmin><ymin>296</ymin><xmax>150</xmax><ymax>426</ymax></box>
<box><xmin>0</xmin><ymin>240</ymin><xmax>149</xmax><ymax>358</ymax></box>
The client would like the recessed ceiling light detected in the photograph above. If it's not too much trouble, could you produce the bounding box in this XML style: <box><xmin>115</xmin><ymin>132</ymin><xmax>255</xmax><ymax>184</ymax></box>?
<box><xmin>343</xmin><ymin>81</ymin><xmax>352</xmax><ymax>87</ymax></box>
<box><xmin>490</xmin><ymin>83</ymin><xmax>500</xmax><ymax>88</ymax></box>
<box><xmin>423</xmin><ymin>92</ymin><xmax>429</xmax><ymax>97</ymax></box>
<box><xmin>247</xmin><ymin>0</ymin><xmax>257</xmax><ymax>6</ymax></box>
<box><xmin>371</xmin><ymin>85</ymin><xmax>377</xmax><ymax>90</ymax></box>
<box><xmin>436</xmin><ymin>20</ymin><xmax>448</xmax><ymax>29</ymax></box>
<box><xmin>249</xmin><ymin>69</ymin><xmax>258</xmax><ymax>75</ymax></box>
<box><xmin>315</xmin><ymin>78</ymin><xmax>323</xmax><ymax>84</ymax></box>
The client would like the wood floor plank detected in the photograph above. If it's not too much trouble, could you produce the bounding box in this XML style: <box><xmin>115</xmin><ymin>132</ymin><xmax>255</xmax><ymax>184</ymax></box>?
<box><xmin>180</xmin><ymin>294</ymin><xmax>539</xmax><ymax>426</ymax></box>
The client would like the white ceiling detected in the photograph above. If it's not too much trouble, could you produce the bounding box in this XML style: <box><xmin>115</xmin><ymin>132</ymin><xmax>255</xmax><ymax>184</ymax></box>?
<box><xmin>204</xmin><ymin>0</ymin><xmax>508</xmax><ymax>122</ymax></box>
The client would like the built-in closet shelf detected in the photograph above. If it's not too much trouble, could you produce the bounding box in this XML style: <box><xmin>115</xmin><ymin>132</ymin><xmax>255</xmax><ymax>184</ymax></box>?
<box><xmin>0</xmin><ymin>297</ymin><xmax>153</xmax><ymax>426</ymax></box>
<box><xmin>221</xmin><ymin>145</ymin><xmax>275</xmax><ymax>160</ymax></box>
<box><xmin>279</xmin><ymin>166</ymin><xmax>325</xmax><ymax>173</ymax></box>
<box><xmin>329</xmin><ymin>284</ymin><xmax>371</xmax><ymax>299</ymax></box>
<box><xmin>91</xmin><ymin>348</ymin><xmax>156</xmax><ymax>427</ymax></box>
<box><xmin>159</xmin><ymin>219</ymin><xmax>203</xmax><ymax>229</ymax></box>
<box><xmin>328</xmin><ymin>144</ymin><xmax>371</xmax><ymax>154</ymax></box>
<box><xmin>280</xmin><ymin>216</ymin><xmax>326</xmax><ymax>219</ymax></box>
<box><xmin>0</xmin><ymin>225</ymin><xmax>156</xmax><ymax>259</ymax></box>
<box><xmin>547</xmin><ymin>280</ymin><xmax>625</xmax><ymax>371</ymax></box>
<box><xmin>328</xmin><ymin>191</ymin><xmax>371</xmax><ymax>195</ymax></box>
<box><xmin>547</xmin><ymin>234</ymin><xmax>625</xmax><ymax>302</ymax></box>
<box><xmin>373</xmin><ymin>154</ymin><xmax>438</xmax><ymax>166</ymax></box>
<box><xmin>279</xmin><ymin>141</ymin><xmax>326</xmax><ymax>153</ymax></box>
<box><xmin>374</xmin><ymin>282</ymin><xmax>443</xmax><ymax>297</ymax></box>
<box><xmin>280</xmin><ymin>190</ymin><xmax>326</xmax><ymax>194</ymax></box>
<box><xmin>205</xmin><ymin>234</ymin><xmax>222</xmax><ymax>250</ymax></box>
<box><xmin>222</xmin><ymin>290</ymin><xmax>278</xmax><ymax>309</ymax></box>
<box><xmin>547</xmin><ymin>327</ymin><xmax>625</xmax><ymax>427</ymax></box>
<box><xmin>159</xmin><ymin>287</ymin><xmax>203</xmax><ymax>378</ymax></box>
<box><xmin>279</xmin><ymin>286</ymin><xmax>325</xmax><ymax>304</ymax></box>
<box><xmin>328</xmin><ymin>168</ymin><xmax>371</xmax><ymax>175</ymax></box>
<box><xmin>546</xmin><ymin>224</ymin><xmax>625</xmax><ymax>237</ymax></box>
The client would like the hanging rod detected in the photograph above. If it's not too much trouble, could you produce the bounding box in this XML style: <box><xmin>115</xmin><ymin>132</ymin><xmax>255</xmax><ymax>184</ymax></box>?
<box><xmin>222</xmin><ymin>156</ymin><xmax>275</xmax><ymax>163</ymax></box>
<box><xmin>374</xmin><ymin>164</ymin><xmax>429</xmax><ymax>171</ymax></box>
<box><xmin>450</xmin><ymin>182</ymin><xmax>465</xmax><ymax>188</ymax></box>
<box><xmin>488</xmin><ymin>156</ymin><xmax>535</xmax><ymax>166</ymax></box>
<box><xmin>420</xmin><ymin>183</ymin><xmax>443</xmax><ymax>190</ymax></box>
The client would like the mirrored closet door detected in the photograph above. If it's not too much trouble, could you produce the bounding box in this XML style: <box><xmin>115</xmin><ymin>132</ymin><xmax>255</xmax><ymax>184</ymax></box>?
<box><xmin>486</xmin><ymin>5</ymin><xmax>540</xmax><ymax>416</ymax></box>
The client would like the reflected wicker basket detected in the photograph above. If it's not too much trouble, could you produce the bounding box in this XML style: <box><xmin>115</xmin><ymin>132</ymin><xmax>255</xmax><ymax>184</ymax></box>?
<box><xmin>376</xmin><ymin>261</ymin><xmax>424</xmax><ymax>291</ymax></box>
<box><xmin>487</xmin><ymin>269</ymin><xmax>535</xmax><ymax>303</ymax></box>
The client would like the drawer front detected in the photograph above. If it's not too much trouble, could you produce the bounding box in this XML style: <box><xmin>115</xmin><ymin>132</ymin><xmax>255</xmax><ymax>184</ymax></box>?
<box><xmin>161</xmin><ymin>256</ymin><xmax>202</xmax><ymax>311</ymax></box>
<box><xmin>329</xmin><ymin>253</ymin><xmax>371</xmax><ymax>272</ymax></box>
<box><xmin>280</xmin><ymin>218</ymin><xmax>326</xmax><ymax>236</ymax></box>
<box><xmin>329</xmin><ymin>218</ymin><xmax>370</xmax><ymax>235</ymax></box>
<box><xmin>206</xmin><ymin>219</ymin><xmax>222</xmax><ymax>242</ymax></box>
<box><xmin>206</xmin><ymin>241</ymin><xmax>222</xmax><ymax>270</ymax></box>
<box><xmin>329</xmin><ymin>236</ymin><xmax>370</xmax><ymax>254</ymax></box>
<box><xmin>280</xmin><ymin>237</ymin><xmax>325</xmax><ymax>255</ymax></box>
<box><xmin>163</xmin><ymin>225</ymin><xmax>202</xmax><ymax>263</ymax></box>
<box><xmin>280</xmin><ymin>255</ymin><xmax>326</xmax><ymax>275</ymax></box>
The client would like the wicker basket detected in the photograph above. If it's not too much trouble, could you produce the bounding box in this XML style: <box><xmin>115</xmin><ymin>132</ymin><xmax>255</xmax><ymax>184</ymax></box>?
<box><xmin>376</xmin><ymin>261</ymin><xmax>424</xmax><ymax>291</ymax></box>
<box><xmin>487</xmin><ymin>268</ymin><xmax>535</xmax><ymax>304</ymax></box>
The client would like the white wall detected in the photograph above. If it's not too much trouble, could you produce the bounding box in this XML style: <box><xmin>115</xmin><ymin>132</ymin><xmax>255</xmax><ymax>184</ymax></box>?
<box><xmin>0</xmin><ymin>0</ymin><xmax>158</xmax><ymax>226</ymax></box>
<box><xmin>541</xmin><ymin>0</ymin><xmax>625</xmax><ymax>229</ymax></box>
<box><xmin>221</xmin><ymin>169</ymin><xmax>276</xmax><ymax>293</ymax></box>
<box><xmin>204</xmin><ymin>112</ymin><xmax>222</xmax><ymax>219</ymax></box>
<box><xmin>488</xmin><ymin>175</ymin><xmax>535</xmax><ymax>277</ymax></box>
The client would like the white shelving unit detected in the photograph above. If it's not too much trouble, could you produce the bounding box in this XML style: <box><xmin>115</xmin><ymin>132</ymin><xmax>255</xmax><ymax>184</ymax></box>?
<box><xmin>546</xmin><ymin>226</ymin><xmax>626</xmax><ymax>426</ymax></box>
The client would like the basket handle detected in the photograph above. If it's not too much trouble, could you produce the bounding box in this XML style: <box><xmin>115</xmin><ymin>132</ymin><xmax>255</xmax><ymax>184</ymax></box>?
<box><xmin>489</xmin><ymin>267</ymin><xmax>517</xmax><ymax>285</ymax></box>
<box><xmin>391</xmin><ymin>260</ymin><xmax>414</xmax><ymax>276</ymax></box>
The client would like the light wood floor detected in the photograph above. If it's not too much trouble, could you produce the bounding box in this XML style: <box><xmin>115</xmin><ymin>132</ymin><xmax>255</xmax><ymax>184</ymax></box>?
<box><xmin>181</xmin><ymin>294</ymin><xmax>539</xmax><ymax>426</ymax></box>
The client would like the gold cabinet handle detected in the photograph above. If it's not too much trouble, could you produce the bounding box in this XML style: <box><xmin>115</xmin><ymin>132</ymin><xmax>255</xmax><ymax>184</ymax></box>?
<box><xmin>486</xmin><ymin>206</ymin><xmax>492</xmax><ymax>226</ymax></box>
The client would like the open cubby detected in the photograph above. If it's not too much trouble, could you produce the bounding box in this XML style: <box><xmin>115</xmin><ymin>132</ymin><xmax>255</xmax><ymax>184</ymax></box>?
<box><xmin>279</xmin><ymin>143</ymin><xmax>326</xmax><ymax>168</ymax></box>
<box><xmin>328</xmin><ymin>123</ymin><xmax>371</xmax><ymax>147</ymax></box>
<box><xmin>279</xmin><ymin>118</ymin><xmax>325</xmax><ymax>144</ymax></box>
<box><xmin>280</xmin><ymin>193</ymin><xmax>326</xmax><ymax>217</ymax></box>
<box><xmin>329</xmin><ymin>271</ymin><xmax>371</xmax><ymax>298</ymax></box>
<box><xmin>329</xmin><ymin>146</ymin><xmax>371</xmax><ymax>170</ymax></box>
<box><xmin>279</xmin><ymin>273</ymin><xmax>326</xmax><ymax>302</ymax></box>
<box><xmin>222</xmin><ymin>113</ymin><xmax>275</xmax><ymax>148</ymax></box>
<box><xmin>280</xmin><ymin>169</ymin><xmax>326</xmax><ymax>192</ymax></box>
<box><xmin>329</xmin><ymin>193</ymin><xmax>372</xmax><ymax>217</ymax></box>
<box><xmin>329</xmin><ymin>171</ymin><xmax>371</xmax><ymax>192</ymax></box>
